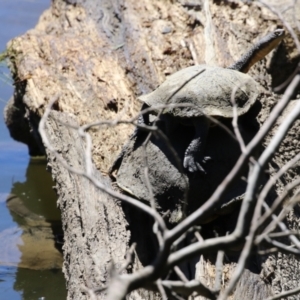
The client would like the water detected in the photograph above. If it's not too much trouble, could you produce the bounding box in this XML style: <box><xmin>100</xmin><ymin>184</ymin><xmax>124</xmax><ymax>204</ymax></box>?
<box><xmin>0</xmin><ymin>1</ymin><xmax>67</xmax><ymax>299</ymax></box>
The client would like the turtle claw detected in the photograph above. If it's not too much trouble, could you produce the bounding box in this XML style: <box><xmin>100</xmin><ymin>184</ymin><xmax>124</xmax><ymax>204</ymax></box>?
<box><xmin>203</xmin><ymin>156</ymin><xmax>212</xmax><ymax>163</ymax></box>
<box><xmin>183</xmin><ymin>155</ymin><xmax>211</xmax><ymax>174</ymax></box>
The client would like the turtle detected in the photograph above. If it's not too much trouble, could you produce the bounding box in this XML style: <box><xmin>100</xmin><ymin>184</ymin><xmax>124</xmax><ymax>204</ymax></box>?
<box><xmin>110</xmin><ymin>29</ymin><xmax>285</xmax><ymax>175</ymax></box>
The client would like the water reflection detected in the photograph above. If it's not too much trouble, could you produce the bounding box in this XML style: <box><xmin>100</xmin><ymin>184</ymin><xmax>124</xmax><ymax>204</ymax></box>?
<box><xmin>11</xmin><ymin>158</ymin><xmax>61</xmax><ymax>223</ymax></box>
<box><xmin>0</xmin><ymin>0</ymin><xmax>66</xmax><ymax>298</ymax></box>
<box><xmin>14</xmin><ymin>268</ymin><xmax>66</xmax><ymax>300</ymax></box>
<box><xmin>0</xmin><ymin>158</ymin><xmax>66</xmax><ymax>299</ymax></box>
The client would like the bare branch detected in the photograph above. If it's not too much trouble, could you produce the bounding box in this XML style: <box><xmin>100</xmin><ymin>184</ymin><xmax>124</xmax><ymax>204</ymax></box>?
<box><xmin>258</xmin><ymin>0</ymin><xmax>300</xmax><ymax>52</ymax></box>
<box><xmin>231</xmin><ymin>85</ymin><xmax>246</xmax><ymax>152</ymax></box>
<box><xmin>174</xmin><ymin>266</ymin><xmax>189</xmax><ymax>283</ymax></box>
<box><xmin>81</xmin><ymin>285</ymin><xmax>98</xmax><ymax>300</ymax></box>
<box><xmin>257</xmin><ymin>152</ymin><xmax>300</xmax><ymax>215</ymax></box>
<box><xmin>214</xmin><ymin>250</ymin><xmax>224</xmax><ymax>292</ymax></box>
<box><xmin>262</xmin><ymin>201</ymin><xmax>300</xmax><ymax>251</ymax></box>
<box><xmin>161</xmin><ymin>280</ymin><xmax>217</xmax><ymax>300</ymax></box>
<box><xmin>265</xmin><ymin>285</ymin><xmax>300</xmax><ymax>300</ymax></box>
<box><xmin>157</xmin><ymin>279</ymin><xmax>168</xmax><ymax>300</ymax></box>
<box><xmin>264</xmin><ymin>236</ymin><xmax>300</xmax><ymax>256</ymax></box>
<box><xmin>268</xmin><ymin>231</ymin><xmax>300</xmax><ymax>239</ymax></box>
<box><xmin>167</xmin><ymin>73</ymin><xmax>300</xmax><ymax>246</ymax></box>
<box><xmin>256</xmin><ymin>179</ymin><xmax>300</xmax><ymax>240</ymax></box>
<box><xmin>219</xmin><ymin>76</ymin><xmax>300</xmax><ymax>299</ymax></box>
<box><xmin>167</xmin><ymin>235</ymin><xmax>237</xmax><ymax>269</ymax></box>
<box><xmin>120</xmin><ymin>243</ymin><xmax>136</xmax><ymax>274</ymax></box>
<box><xmin>39</xmin><ymin>96</ymin><xmax>167</xmax><ymax>232</ymax></box>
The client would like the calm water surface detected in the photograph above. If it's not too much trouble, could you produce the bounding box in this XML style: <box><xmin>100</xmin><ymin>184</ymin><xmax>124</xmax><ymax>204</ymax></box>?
<box><xmin>0</xmin><ymin>1</ymin><xmax>67</xmax><ymax>299</ymax></box>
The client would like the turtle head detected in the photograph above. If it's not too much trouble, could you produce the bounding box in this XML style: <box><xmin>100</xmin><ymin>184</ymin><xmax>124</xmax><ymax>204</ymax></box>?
<box><xmin>228</xmin><ymin>28</ymin><xmax>285</xmax><ymax>73</ymax></box>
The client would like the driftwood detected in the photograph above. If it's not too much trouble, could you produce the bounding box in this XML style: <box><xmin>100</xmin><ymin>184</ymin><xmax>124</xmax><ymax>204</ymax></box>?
<box><xmin>4</xmin><ymin>0</ymin><xmax>300</xmax><ymax>299</ymax></box>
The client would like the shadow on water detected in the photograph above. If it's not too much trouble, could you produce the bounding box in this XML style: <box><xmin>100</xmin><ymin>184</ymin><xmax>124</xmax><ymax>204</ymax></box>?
<box><xmin>0</xmin><ymin>158</ymin><xmax>67</xmax><ymax>300</ymax></box>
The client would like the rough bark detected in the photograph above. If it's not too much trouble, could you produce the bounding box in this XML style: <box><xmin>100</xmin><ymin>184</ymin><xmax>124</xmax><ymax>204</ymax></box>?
<box><xmin>44</xmin><ymin>111</ymin><xmax>132</xmax><ymax>299</ymax></box>
<box><xmin>4</xmin><ymin>0</ymin><xmax>300</xmax><ymax>299</ymax></box>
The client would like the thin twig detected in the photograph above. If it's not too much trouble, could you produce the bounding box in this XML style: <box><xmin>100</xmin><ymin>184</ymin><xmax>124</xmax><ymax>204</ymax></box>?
<box><xmin>256</xmin><ymin>152</ymin><xmax>300</xmax><ymax>216</ymax></box>
<box><xmin>263</xmin><ymin>201</ymin><xmax>300</xmax><ymax>251</ymax></box>
<box><xmin>265</xmin><ymin>285</ymin><xmax>300</xmax><ymax>300</ymax></box>
<box><xmin>258</xmin><ymin>0</ymin><xmax>300</xmax><ymax>52</ymax></box>
<box><xmin>268</xmin><ymin>231</ymin><xmax>300</xmax><ymax>239</ymax></box>
<box><xmin>264</xmin><ymin>236</ymin><xmax>300</xmax><ymax>255</ymax></box>
<box><xmin>256</xmin><ymin>179</ymin><xmax>300</xmax><ymax>240</ymax></box>
<box><xmin>167</xmin><ymin>73</ymin><xmax>300</xmax><ymax>247</ymax></box>
<box><xmin>214</xmin><ymin>250</ymin><xmax>224</xmax><ymax>292</ymax></box>
<box><xmin>120</xmin><ymin>243</ymin><xmax>137</xmax><ymax>273</ymax></box>
<box><xmin>219</xmin><ymin>76</ymin><xmax>300</xmax><ymax>300</ymax></box>
<box><xmin>161</xmin><ymin>280</ymin><xmax>217</xmax><ymax>300</ymax></box>
<box><xmin>39</xmin><ymin>95</ymin><xmax>167</xmax><ymax>232</ymax></box>
<box><xmin>157</xmin><ymin>279</ymin><xmax>168</xmax><ymax>300</ymax></box>
<box><xmin>231</xmin><ymin>85</ymin><xmax>246</xmax><ymax>152</ymax></box>
<box><xmin>174</xmin><ymin>266</ymin><xmax>189</xmax><ymax>283</ymax></box>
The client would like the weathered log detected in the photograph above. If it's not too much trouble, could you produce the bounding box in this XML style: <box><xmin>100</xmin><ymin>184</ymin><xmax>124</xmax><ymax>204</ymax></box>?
<box><xmin>4</xmin><ymin>0</ymin><xmax>300</xmax><ymax>299</ymax></box>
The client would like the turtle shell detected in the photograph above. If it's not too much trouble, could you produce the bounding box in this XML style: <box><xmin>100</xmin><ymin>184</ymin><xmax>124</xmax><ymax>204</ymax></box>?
<box><xmin>115</xmin><ymin>114</ymin><xmax>259</xmax><ymax>224</ymax></box>
<box><xmin>138</xmin><ymin>65</ymin><xmax>261</xmax><ymax>118</ymax></box>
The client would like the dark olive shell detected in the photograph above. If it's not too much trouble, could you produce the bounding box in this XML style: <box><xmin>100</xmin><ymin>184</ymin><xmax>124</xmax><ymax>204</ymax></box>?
<box><xmin>139</xmin><ymin>65</ymin><xmax>261</xmax><ymax>118</ymax></box>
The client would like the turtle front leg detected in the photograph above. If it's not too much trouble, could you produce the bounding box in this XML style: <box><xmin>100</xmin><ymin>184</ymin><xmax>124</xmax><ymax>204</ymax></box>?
<box><xmin>109</xmin><ymin>103</ymin><xmax>150</xmax><ymax>176</ymax></box>
<box><xmin>183</xmin><ymin>117</ymin><xmax>211</xmax><ymax>174</ymax></box>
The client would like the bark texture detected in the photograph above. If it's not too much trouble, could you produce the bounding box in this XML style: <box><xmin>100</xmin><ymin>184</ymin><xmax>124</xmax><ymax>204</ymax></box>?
<box><xmin>4</xmin><ymin>0</ymin><xmax>300</xmax><ymax>299</ymax></box>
